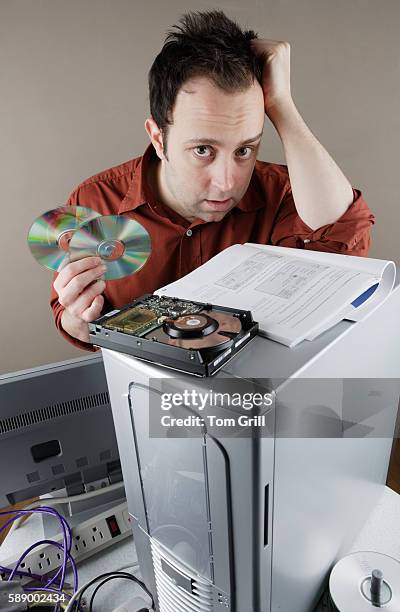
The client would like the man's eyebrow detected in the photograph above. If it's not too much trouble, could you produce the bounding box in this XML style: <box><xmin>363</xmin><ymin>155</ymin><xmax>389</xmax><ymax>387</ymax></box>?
<box><xmin>184</xmin><ymin>132</ymin><xmax>264</xmax><ymax>146</ymax></box>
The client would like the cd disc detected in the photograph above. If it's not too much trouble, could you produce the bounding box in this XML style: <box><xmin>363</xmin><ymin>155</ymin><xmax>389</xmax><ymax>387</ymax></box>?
<box><xmin>27</xmin><ymin>206</ymin><xmax>101</xmax><ymax>272</ymax></box>
<box><xmin>69</xmin><ymin>215</ymin><xmax>151</xmax><ymax>280</ymax></box>
<box><xmin>329</xmin><ymin>551</ymin><xmax>400</xmax><ymax>611</ymax></box>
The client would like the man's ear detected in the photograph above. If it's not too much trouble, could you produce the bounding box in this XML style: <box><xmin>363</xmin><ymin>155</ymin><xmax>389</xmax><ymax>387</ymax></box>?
<box><xmin>144</xmin><ymin>117</ymin><xmax>166</xmax><ymax>160</ymax></box>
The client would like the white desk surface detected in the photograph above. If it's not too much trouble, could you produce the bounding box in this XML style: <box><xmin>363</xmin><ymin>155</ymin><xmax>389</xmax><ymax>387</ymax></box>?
<box><xmin>1</xmin><ymin>486</ymin><xmax>400</xmax><ymax>611</ymax></box>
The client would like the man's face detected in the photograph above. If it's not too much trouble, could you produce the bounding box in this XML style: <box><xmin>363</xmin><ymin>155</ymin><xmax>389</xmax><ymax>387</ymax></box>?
<box><xmin>156</xmin><ymin>76</ymin><xmax>265</xmax><ymax>223</ymax></box>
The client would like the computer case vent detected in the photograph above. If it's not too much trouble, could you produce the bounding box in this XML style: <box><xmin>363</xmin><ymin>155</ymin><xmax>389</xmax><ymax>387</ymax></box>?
<box><xmin>151</xmin><ymin>539</ymin><xmax>213</xmax><ymax>611</ymax></box>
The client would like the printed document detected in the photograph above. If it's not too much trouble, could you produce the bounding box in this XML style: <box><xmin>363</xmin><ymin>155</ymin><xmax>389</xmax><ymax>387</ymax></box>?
<box><xmin>156</xmin><ymin>244</ymin><xmax>396</xmax><ymax>347</ymax></box>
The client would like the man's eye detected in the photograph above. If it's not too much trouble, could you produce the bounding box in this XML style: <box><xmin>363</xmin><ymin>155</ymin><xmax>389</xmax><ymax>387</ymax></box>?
<box><xmin>193</xmin><ymin>146</ymin><xmax>213</xmax><ymax>158</ymax></box>
<box><xmin>236</xmin><ymin>147</ymin><xmax>253</xmax><ymax>158</ymax></box>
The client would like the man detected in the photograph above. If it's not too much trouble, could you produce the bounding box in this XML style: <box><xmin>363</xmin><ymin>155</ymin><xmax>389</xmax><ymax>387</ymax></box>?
<box><xmin>51</xmin><ymin>10</ymin><xmax>375</xmax><ymax>351</ymax></box>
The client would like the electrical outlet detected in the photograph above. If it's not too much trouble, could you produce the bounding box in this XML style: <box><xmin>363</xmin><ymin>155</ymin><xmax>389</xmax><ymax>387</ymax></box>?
<box><xmin>0</xmin><ymin>502</ymin><xmax>132</xmax><ymax>584</ymax></box>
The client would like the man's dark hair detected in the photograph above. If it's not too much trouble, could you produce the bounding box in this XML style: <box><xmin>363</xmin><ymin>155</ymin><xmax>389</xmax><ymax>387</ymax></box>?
<box><xmin>148</xmin><ymin>10</ymin><xmax>263</xmax><ymax>152</ymax></box>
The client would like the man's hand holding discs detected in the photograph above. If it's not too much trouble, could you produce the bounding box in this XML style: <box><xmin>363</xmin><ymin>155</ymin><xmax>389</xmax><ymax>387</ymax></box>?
<box><xmin>53</xmin><ymin>257</ymin><xmax>107</xmax><ymax>343</ymax></box>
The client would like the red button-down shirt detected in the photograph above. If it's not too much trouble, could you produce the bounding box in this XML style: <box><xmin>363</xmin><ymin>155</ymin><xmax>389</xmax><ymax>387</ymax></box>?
<box><xmin>50</xmin><ymin>144</ymin><xmax>375</xmax><ymax>351</ymax></box>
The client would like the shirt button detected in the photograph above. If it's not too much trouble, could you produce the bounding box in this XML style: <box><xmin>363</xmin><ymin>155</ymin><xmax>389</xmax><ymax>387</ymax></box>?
<box><xmin>186</xmin><ymin>229</ymin><xmax>193</xmax><ymax>237</ymax></box>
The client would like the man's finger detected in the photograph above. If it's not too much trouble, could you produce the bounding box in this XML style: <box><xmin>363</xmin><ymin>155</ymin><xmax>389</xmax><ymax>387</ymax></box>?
<box><xmin>57</xmin><ymin>269</ymin><xmax>106</xmax><ymax>308</ymax></box>
<box><xmin>54</xmin><ymin>256</ymin><xmax>103</xmax><ymax>292</ymax></box>
<box><xmin>80</xmin><ymin>294</ymin><xmax>105</xmax><ymax>323</ymax></box>
<box><xmin>68</xmin><ymin>280</ymin><xmax>106</xmax><ymax>318</ymax></box>
<box><xmin>62</xmin><ymin>265</ymin><xmax>106</xmax><ymax>304</ymax></box>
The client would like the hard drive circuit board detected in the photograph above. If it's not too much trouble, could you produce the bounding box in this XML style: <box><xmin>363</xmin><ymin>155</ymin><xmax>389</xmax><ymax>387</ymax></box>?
<box><xmin>102</xmin><ymin>295</ymin><xmax>204</xmax><ymax>337</ymax></box>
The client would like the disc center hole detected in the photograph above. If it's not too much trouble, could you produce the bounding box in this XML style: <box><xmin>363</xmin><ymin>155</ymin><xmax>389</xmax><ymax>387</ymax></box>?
<box><xmin>361</xmin><ymin>576</ymin><xmax>392</xmax><ymax>605</ymax></box>
<box><xmin>97</xmin><ymin>239</ymin><xmax>125</xmax><ymax>261</ymax></box>
<box><xmin>57</xmin><ymin>230</ymin><xmax>75</xmax><ymax>252</ymax></box>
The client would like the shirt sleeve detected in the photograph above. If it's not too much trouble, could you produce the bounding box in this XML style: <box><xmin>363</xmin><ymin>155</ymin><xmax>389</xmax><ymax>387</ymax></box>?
<box><xmin>270</xmin><ymin>186</ymin><xmax>375</xmax><ymax>256</ymax></box>
<box><xmin>49</xmin><ymin>190</ymin><xmax>110</xmax><ymax>352</ymax></box>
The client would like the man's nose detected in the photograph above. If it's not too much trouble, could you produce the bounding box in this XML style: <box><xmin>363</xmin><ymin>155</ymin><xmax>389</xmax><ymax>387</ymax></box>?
<box><xmin>210</xmin><ymin>159</ymin><xmax>235</xmax><ymax>194</ymax></box>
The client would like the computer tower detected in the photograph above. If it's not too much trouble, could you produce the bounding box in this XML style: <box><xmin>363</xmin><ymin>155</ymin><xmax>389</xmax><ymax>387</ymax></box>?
<box><xmin>101</xmin><ymin>278</ymin><xmax>400</xmax><ymax>611</ymax></box>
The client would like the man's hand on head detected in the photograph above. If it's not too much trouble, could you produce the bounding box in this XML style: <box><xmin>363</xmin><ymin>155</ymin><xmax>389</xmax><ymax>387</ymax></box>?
<box><xmin>251</xmin><ymin>37</ymin><xmax>354</xmax><ymax>230</ymax></box>
<box><xmin>250</xmin><ymin>39</ymin><xmax>294</xmax><ymax>121</ymax></box>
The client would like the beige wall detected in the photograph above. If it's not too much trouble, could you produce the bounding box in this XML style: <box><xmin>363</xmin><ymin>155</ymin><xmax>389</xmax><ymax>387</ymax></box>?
<box><xmin>1</xmin><ymin>0</ymin><xmax>399</xmax><ymax>374</ymax></box>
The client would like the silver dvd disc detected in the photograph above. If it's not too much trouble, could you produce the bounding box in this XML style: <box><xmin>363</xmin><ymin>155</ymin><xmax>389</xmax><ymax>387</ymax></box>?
<box><xmin>27</xmin><ymin>205</ymin><xmax>101</xmax><ymax>272</ymax></box>
<box><xmin>329</xmin><ymin>551</ymin><xmax>400</xmax><ymax>611</ymax></box>
<box><xmin>68</xmin><ymin>215</ymin><xmax>151</xmax><ymax>280</ymax></box>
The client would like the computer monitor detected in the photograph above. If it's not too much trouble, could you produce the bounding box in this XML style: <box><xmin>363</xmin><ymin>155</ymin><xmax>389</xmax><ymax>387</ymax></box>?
<box><xmin>0</xmin><ymin>355</ymin><xmax>124</xmax><ymax>511</ymax></box>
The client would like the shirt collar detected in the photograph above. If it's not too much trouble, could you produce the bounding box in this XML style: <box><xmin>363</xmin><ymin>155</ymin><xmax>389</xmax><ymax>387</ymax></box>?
<box><xmin>118</xmin><ymin>144</ymin><xmax>155</xmax><ymax>214</ymax></box>
<box><xmin>118</xmin><ymin>144</ymin><xmax>266</xmax><ymax>215</ymax></box>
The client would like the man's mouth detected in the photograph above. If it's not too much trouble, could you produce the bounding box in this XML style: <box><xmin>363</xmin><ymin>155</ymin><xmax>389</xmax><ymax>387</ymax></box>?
<box><xmin>204</xmin><ymin>198</ymin><xmax>233</xmax><ymax>210</ymax></box>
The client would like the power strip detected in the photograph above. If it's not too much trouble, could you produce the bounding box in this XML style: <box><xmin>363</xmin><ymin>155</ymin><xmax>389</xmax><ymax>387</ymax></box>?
<box><xmin>0</xmin><ymin>501</ymin><xmax>131</xmax><ymax>584</ymax></box>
